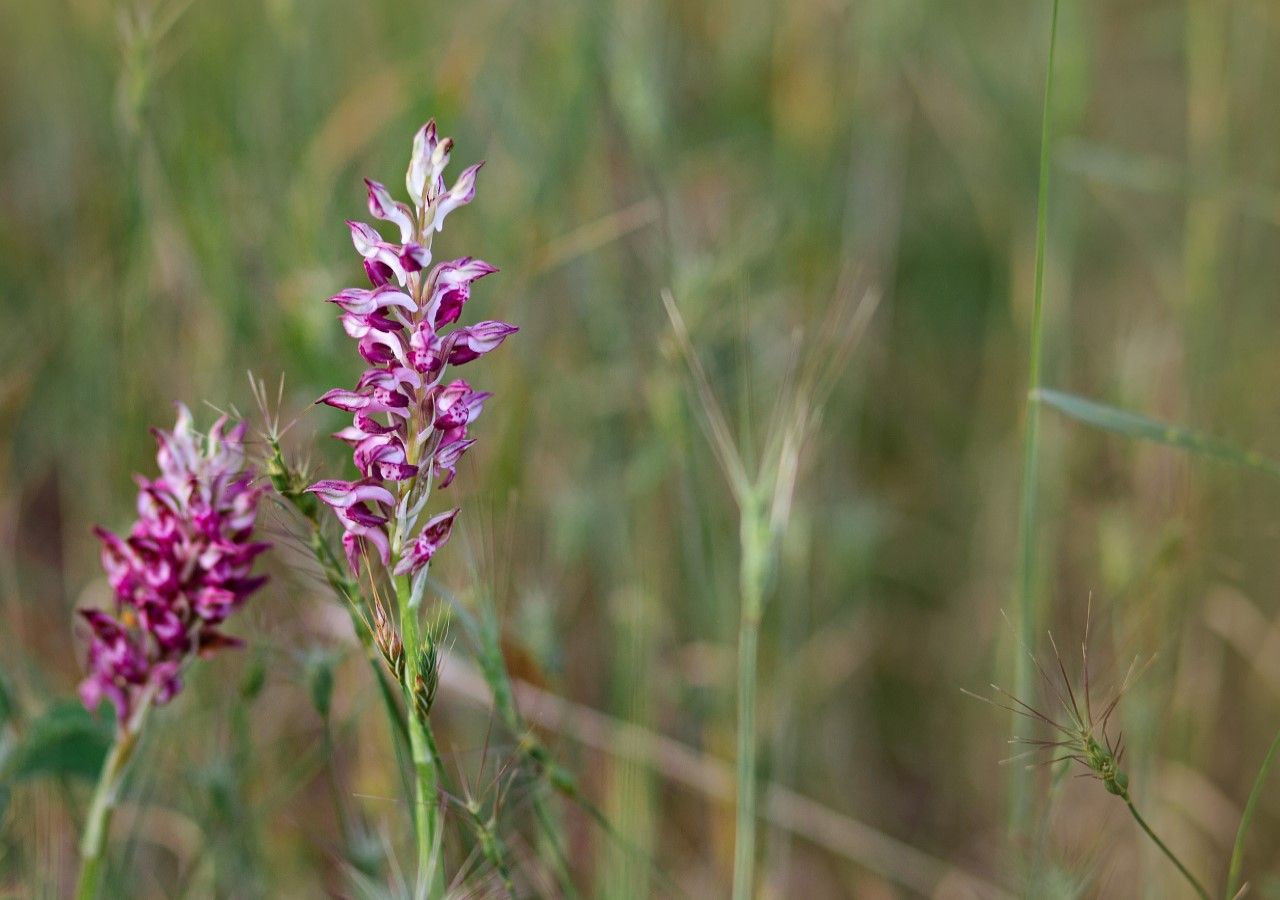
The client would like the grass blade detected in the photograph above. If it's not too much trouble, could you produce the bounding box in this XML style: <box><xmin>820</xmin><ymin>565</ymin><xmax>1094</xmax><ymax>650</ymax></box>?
<box><xmin>1034</xmin><ymin>388</ymin><xmax>1280</xmax><ymax>480</ymax></box>
<box><xmin>1226</xmin><ymin>723</ymin><xmax>1280</xmax><ymax>898</ymax></box>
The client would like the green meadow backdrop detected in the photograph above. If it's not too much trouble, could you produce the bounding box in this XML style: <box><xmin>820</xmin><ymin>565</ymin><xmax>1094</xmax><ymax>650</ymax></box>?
<box><xmin>5</xmin><ymin>0</ymin><xmax>1280</xmax><ymax>896</ymax></box>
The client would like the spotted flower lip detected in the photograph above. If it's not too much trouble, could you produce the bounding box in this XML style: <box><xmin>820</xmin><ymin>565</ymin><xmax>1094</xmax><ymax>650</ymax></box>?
<box><xmin>348</xmin><ymin>220</ymin><xmax>431</xmax><ymax>287</ymax></box>
<box><xmin>328</xmin><ymin>285</ymin><xmax>418</xmax><ymax>316</ymax></box>
<box><xmin>392</xmin><ymin>508</ymin><xmax>459</xmax><ymax>576</ymax></box>
<box><xmin>80</xmin><ymin>406</ymin><xmax>269</xmax><ymax>723</ymax></box>
<box><xmin>432</xmin><ymin>380</ymin><xmax>490</xmax><ymax>431</ymax></box>
<box><xmin>306</xmin><ymin>479</ymin><xmax>396</xmax><ymax>508</ymax></box>
<box><xmin>423</xmin><ymin>257</ymin><xmax>498</xmax><ymax>327</ymax></box>
<box><xmin>309</xmin><ymin>120</ymin><xmax>516</xmax><ymax>578</ymax></box>
<box><xmin>446</xmin><ymin>321</ymin><xmax>519</xmax><ymax>365</ymax></box>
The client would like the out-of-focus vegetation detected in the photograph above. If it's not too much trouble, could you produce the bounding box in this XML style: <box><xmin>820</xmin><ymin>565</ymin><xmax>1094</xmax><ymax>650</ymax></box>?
<box><xmin>4</xmin><ymin>0</ymin><xmax>1280</xmax><ymax>896</ymax></box>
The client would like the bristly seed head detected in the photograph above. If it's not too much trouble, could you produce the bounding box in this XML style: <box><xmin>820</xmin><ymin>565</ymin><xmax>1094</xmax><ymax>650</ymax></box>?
<box><xmin>248</xmin><ymin>373</ymin><xmax>320</xmax><ymax>519</ymax></box>
<box><xmin>967</xmin><ymin>609</ymin><xmax>1150</xmax><ymax>803</ymax></box>
<box><xmin>411</xmin><ymin>627</ymin><xmax>442</xmax><ymax>721</ymax></box>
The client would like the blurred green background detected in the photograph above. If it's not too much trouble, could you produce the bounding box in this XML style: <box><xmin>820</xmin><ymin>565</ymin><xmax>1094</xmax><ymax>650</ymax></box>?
<box><xmin>5</xmin><ymin>0</ymin><xmax>1280</xmax><ymax>896</ymax></box>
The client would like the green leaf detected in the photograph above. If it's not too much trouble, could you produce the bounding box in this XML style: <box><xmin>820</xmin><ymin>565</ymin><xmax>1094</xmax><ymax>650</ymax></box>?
<box><xmin>1033</xmin><ymin>388</ymin><xmax>1280</xmax><ymax>480</ymax></box>
<box><xmin>4</xmin><ymin>700</ymin><xmax>112</xmax><ymax>783</ymax></box>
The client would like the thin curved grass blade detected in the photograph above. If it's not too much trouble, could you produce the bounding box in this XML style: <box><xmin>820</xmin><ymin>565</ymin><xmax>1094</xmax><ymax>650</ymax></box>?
<box><xmin>1034</xmin><ymin>388</ymin><xmax>1280</xmax><ymax>480</ymax></box>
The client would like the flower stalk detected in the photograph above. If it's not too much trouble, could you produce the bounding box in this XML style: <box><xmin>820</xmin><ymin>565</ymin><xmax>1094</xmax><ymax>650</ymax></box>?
<box><xmin>1125</xmin><ymin>800</ymin><xmax>1208</xmax><ymax>900</ymax></box>
<box><xmin>75</xmin><ymin>689</ymin><xmax>154</xmax><ymax>900</ymax></box>
<box><xmin>396</xmin><ymin>573</ymin><xmax>445</xmax><ymax>898</ymax></box>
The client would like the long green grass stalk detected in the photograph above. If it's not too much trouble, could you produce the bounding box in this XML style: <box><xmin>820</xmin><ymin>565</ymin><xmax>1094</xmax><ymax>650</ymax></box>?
<box><xmin>75</xmin><ymin>689</ymin><xmax>155</xmax><ymax>900</ymax></box>
<box><xmin>295</xmin><ymin>509</ymin><xmax>427</xmax><ymax>847</ymax></box>
<box><xmin>660</xmin><ymin>284</ymin><xmax>876</xmax><ymax>897</ymax></box>
<box><xmin>445</xmin><ymin>579</ymin><xmax>579</xmax><ymax>896</ymax></box>
<box><xmin>307</xmin><ymin>524</ymin><xmax>413</xmax><ymax>749</ymax></box>
<box><xmin>732</xmin><ymin>492</ymin><xmax>769</xmax><ymax>900</ymax></box>
<box><xmin>1226</xmin><ymin>722</ymin><xmax>1280</xmax><ymax>898</ymax></box>
<box><xmin>659</xmin><ymin>289</ymin><xmax>762</xmax><ymax>898</ymax></box>
<box><xmin>1010</xmin><ymin>0</ymin><xmax>1061</xmax><ymax>838</ymax></box>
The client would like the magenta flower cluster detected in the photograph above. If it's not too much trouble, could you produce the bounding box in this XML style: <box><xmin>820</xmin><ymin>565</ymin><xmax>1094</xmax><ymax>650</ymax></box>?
<box><xmin>307</xmin><ymin>121</ymin><xmax>516</xmax><ymax>576</ymax></box>
<box><xmin>81</xmin><ymin>407</ymin><xmax>269</xmax><ymax>723</ymax></box>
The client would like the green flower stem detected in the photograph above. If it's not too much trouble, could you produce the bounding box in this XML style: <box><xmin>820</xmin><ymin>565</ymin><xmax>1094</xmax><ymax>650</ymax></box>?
<box><xmin>732</xmin><ymin>493</ymin><xmax>770</xmax><ymax>900</ymax></box>
<box><xmin>301</xmin><ymin>503</ymin><xmax>437</xmax><ymax>883</ymax></box>
<box><xmin>1125</xmin><ymin>800</ymin><xmax>1209</xmax><ymax>900</ymax></box>
<box><xmin>395</xmin><ymin>572</ymin><xmax>445</xmax><ymax>900</ymax></box>
<box><xmin>1226</xmin><ymin>722</ymin><xmax>1280</xmax><ymax>898</ymax></box>
<box><xmin>75</xmin><ymin>692</ymin><xmax>154</xmax><ymax>900</ymax></box>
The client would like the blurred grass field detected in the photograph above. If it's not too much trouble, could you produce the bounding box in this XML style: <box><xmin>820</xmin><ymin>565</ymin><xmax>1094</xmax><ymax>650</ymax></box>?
<box><xmin>5</xmin><ymin>0</ymin><xmax>1280</xmax><ymax>896</ymax></box>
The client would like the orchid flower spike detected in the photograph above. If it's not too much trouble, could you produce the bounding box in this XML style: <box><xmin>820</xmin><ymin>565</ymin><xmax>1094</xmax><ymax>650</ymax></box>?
<box><xmin>81</xmin><ymin>406</ymin><xmax>270</xmax><ymax>723</ymax></box>
<box><xmin>310</xmin><ymin>120</ymin><xmax>516</xmax><ymax>578</ymax></box>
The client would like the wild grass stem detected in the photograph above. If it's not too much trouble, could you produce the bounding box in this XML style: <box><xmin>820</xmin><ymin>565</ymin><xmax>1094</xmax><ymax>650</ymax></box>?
<box><xmin>471</xmin><ymin>597</ymin><xmax>579</xmax><ymax>896</ymax></box>
<box><xmin>1125</xmin><ymin>800</ymin><xmax>1209</xmax><ymax>900</ymax></box>
<box><xmin>1225</xmin><ymin>722</ymin><xmax>1280</xmax><ymax>898</ymax></box>
<box><xmin>261</xmin><ymin>415</ymin><xmax>417</xmax><ymax>801</ymax></box>
<box><xmin>731</xmin><ymin>492</ymin><xmax>769</xmax><ymax>900</ymax></box>
<box><xmin>660</xmin><ymin>284</ymin><xmax>875</xmax><ymax>895</ymax></box>
<box><xmin>1010</xmin><ymin>0</ymin><xmax>1061</xmax><ymax>838</ymax></box>
<box><xmin>426</xmin><ymin>568</ymin><xmax>581</xmax><ymax>894</ymax></box>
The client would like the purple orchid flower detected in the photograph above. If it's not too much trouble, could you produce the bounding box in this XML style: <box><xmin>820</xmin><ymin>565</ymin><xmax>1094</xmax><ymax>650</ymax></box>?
<box><xmin>79</xmin><ymin>406</ymin><xmax>269</xmax><ymax>723</ymax></box>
